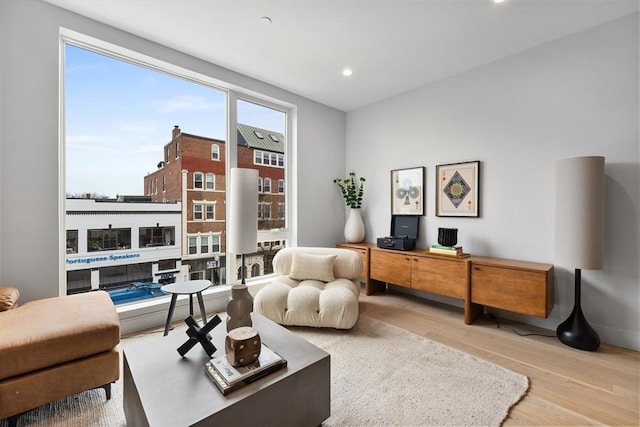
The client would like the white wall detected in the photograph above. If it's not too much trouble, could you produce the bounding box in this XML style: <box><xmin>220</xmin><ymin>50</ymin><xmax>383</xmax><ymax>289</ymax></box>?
<box><xmin>0</xmin><ymin>0</ymin><xmax>346</xmax><ymax>304</ymax></box>
<box><xmin>346</xmin><ymin>14</ymin><xmax>639</xmax><ymax>350</ymax></box>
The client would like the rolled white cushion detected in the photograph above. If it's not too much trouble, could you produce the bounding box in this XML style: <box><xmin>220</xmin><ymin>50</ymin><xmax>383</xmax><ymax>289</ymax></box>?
<box><xmin>289</xmin><ymin>253</ymin><xmax>336</xmax><ymax>283</ymax></box>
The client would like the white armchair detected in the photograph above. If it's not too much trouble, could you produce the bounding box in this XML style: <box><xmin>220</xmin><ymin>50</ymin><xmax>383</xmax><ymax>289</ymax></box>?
<box><xmin>254</xmin><ymin>247</ymin><xmax>362</xmax><ymax>329</ymax></box>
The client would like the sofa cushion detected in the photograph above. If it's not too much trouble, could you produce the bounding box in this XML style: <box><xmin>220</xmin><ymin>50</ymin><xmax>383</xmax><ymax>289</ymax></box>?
<box><xmin>0</xmin><ymin>290</ymin><xmax>120</xmax><ymax>381</ymax></box>
<box><xmin>0</xmin><ymin>287</ymin><xmax>20</xmax><ymax>311</ymax></box>
<box><xmin>289</xmin><ymin>253</ymin><xmax>337</xmax><ymax>283</ymax></box>
<box><xmin>255</xmin><ymin>276</ymin><xmax>360</xmax><ymax>329</ymax></box>
<box><xmin>274</xmin><ymin>247</ymin><xmax>362</xmax><ymax>280</ymax></box>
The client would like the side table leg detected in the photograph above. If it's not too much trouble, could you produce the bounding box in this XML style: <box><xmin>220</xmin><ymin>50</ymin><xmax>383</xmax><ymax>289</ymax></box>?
<box><xmin>189</xmin><ymin>293</ymin><xmax>194</xmax><ymax>316</ymax></box>
<box><xmin>164</xmin><ymin>294</ymin><xmax>178</xmax><ymax>336</ymax></box>
<box><xmin>196</xmin><ymin>291</ymin><xmax>207</xmax><ymax>325</ymax></box>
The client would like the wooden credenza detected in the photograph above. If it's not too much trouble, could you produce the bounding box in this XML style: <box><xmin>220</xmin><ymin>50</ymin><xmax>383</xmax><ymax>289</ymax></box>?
<box><xmin>337</xmin><ymin>242</ymin><xmax>553</xmax><ymax>325</ymax></box>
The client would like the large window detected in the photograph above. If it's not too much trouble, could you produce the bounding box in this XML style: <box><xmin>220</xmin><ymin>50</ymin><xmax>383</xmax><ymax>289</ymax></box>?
<box><xmin>99</xmin><ymin>263</ymin><xmax>152</xmax><ymax>289</ymax></box>
<box><xmin>67</xmin><ymin>270</ymin><xmax>90</xmax><ymax>293</ymax></box>
<box><xmin>139</xmin><ymin>226</ymin><xmax>175</xmax><ymax>247</ymax></box>
<box><xmin>66</xmin><ymin>230</ymin><xmax>78</xmax><ymax>254</ymax></box>
<box><xmin>87</xmin><ymin>228</ymin><xmax>131</xmax><ymax>252</ymax></box>
<box><xmin>253</xmin><ymin>150</ymin><xmax>284</xmax><ymax>168</ymax></box>
<box><xmin>63</xmin><ymin>33</ymin><xmax>292</xmax><ymax>306</ymax></box>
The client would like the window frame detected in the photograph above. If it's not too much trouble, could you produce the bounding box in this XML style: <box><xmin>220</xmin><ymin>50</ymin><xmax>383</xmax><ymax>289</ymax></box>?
<box><xmin>193</xmin><ymin>172</ymin><xmax>204</xmax><ymax>189</ymax></box>
<box><xmin>205</xmin><ymin>203</ymin><xmax>215</xmax><ymax>220</ymax></box>
<box><xmin>61</xmin><ymin>29</ymin><xmax>296</xmax><ymax>299</ymax></box>
<box><xmin>206</xmin><ymin>173</ymin><xmax>215</xmax><ymax>190</ymax></box>
<box><xmin>193</xmin><ymin>203</ymin><xmax>203</xmax><ymax>220</ymax></box>
<box><xmin>188</xmin><ymin>236</ymin><xmax>197</xmax><ymax>255</ymax></box>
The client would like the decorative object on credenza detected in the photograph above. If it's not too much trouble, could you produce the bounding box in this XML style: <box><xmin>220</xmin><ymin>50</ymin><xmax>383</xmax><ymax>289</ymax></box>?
<box><xmin>376</xmin><ymin>215</ymin><xmax>419</xmax><ymax>251</ymax></box>
<box><xmin>226</xmin><ymin>284</ymin><xmax>254</xmax><ymax>332</ymax></box>
<box><xmin>177</xmin><ymin>314</ymin><xmax>222</xmax><ymax>357</ymax></box>
<box><xmin>334</xmin><ymin>172</ymin><xmax>366</xmax><ymax>243</ymax></box>
<box><xmin>431</xmin><ymin>227</ymin><xmax>464</xmax><ymax>256</ymax></box>
<box><xmin>227</xmin><ymin>168</ymin><xmax>259</xmax><ymax>332</ymax></box>
<box><xmin>344</xmin><ymin>207</ymin><xmax>365</xmax><ymax>243</ymax></box>
<box><xmin>205</xmin><ymin>343</ymin><xmax>287</xmax><ymax>395</ymax></box>
<box><xmin>435</xmin><ymin>161</ymin><xmax>480</xmax><ymax>217</ymax></box>
<box><xmin>391</xmin><ymin>166</ymin><xmax>425</xmax><ymax>215</ymax></box>
<box><xmin>225</xmin><ymin>326</ymin><xmax>262</xmax><ymax>367</ymax></box>
<box><xmin>554</xmin><ymin>156</ymin><xmax>604</xmax><ymax>351</ymax></box>
<box><xmin>438</xmin><ymin>227</ymin><xmax>458</xmax><ymax>247</ymax></box>
<box><xmin>429</xmin><ymin>245</ymin><xmax>466</xmax><ymax>257</ymax></box>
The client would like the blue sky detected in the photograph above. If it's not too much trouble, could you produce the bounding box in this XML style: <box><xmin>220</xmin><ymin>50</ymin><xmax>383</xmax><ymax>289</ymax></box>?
<box><xmin>65</xmin><ymin>44</ymin><xmax>284</xmax><ymax>198</ymax></box>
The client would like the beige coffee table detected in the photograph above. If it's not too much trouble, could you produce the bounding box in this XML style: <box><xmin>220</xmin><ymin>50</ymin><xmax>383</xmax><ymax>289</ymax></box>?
<box><xmin>123</xmin><ymin>313</ymin><xmax>330</xmax><ymax>426</ymax></box>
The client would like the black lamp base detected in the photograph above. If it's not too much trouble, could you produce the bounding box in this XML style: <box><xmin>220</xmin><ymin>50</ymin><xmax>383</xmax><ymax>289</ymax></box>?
<box><xmin>556</xmin><ymin>268</ymin><xmax>600</xmax><ymax>351</ymax></box>
<box><xmin>556</xmin><ymin>306</ymin><xmax>600</xmax><ymax>351</ymax></box>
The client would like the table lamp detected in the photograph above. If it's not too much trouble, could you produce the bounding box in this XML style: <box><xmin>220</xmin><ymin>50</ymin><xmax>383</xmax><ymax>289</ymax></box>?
<box><xmin>554</xmin><ymin>156</ymin><xmax>604</xmax><ymax>351</ymax></box>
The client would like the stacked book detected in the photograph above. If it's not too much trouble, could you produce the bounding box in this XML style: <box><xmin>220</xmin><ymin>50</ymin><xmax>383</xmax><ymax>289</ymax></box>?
<box><xmin>205</xmin><ymin>344</ymin><xmax>287</xmax><ymax>395</ymax></box>
<box><xmin>429</xmin><ymin>244</ymin><xmax>464</xmax><ymax>256</ymax></box>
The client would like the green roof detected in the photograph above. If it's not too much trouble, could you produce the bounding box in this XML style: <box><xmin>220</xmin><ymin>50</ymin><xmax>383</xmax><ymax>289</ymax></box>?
<box><xmin>237</xmin><ymin>124</ymin><xmax>285</xmax><ymax>153</ymax></box>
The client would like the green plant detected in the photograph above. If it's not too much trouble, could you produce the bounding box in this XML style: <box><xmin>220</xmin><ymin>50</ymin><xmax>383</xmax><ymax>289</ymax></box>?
<box><xmin>334</xmin><ymin>172</ymin><xmax>366</xmax><ymax>209</ymax></box>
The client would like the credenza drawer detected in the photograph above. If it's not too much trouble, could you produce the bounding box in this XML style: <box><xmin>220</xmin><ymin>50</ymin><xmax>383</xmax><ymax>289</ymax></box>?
<box><xmin>471</xmin><ymin>264</ymin><xmax>553</xmax><ymax>318</ymax></box>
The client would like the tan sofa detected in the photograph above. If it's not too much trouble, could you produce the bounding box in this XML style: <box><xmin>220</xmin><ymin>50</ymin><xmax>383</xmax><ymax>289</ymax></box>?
<box><xmin>0</xmin><ymin>288</ymin><xmax>120</xmax><ymax>425</ymax></box>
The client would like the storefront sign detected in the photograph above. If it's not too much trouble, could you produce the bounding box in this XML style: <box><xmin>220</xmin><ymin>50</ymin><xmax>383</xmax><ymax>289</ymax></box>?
<box><xmin>66</xmin><ymin>252</ymin><xmax>141</xmax><ymax>265</ymax></box>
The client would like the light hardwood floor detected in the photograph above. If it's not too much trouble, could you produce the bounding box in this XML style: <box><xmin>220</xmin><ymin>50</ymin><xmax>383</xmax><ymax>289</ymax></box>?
<box><xmin>358</xmin><ymin>288</ymin><xmax>639</xmax><ymax>426</ymax></box>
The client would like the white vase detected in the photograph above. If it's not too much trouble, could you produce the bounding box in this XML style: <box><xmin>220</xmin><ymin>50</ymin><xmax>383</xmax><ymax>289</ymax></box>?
<box><xmin>344</xmin><ymin>208</ymin><xmax>365</xmax><ymax>243</ymax></box>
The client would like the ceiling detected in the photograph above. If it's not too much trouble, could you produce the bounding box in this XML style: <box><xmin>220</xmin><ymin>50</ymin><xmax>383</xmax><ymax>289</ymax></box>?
<box><xmin>44</xmin><ymin>0</ymin><xmax>638</xmax><ymax>112</ymax></box>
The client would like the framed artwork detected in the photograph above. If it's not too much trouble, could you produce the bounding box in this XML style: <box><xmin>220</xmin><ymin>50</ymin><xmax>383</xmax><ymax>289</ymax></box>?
<box><xmin>436</xmin><ymin>161</ymin><xmax>480</xmax><ymax>217</ymax></box>
<box><xmin>391</xmin><ymin>167</ymin><xmax>425</xmax><ymax>215</ymax></box>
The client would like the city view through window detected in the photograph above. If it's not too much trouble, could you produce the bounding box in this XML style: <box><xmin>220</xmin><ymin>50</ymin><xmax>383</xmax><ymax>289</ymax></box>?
<box><xmin>64</xmin><ymin>43</ymin><xmax>288</xmax><ymax>305</ymax></box>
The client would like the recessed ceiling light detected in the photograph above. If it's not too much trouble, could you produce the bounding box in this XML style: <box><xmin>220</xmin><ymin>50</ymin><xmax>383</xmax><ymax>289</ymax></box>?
<box><xmin>342</xmin><ymin>68</ymin><xmax>353</xmax><ymax>77</ymax></box>
<box><xmin>494</xmin><ymin>0</ymin><xmax>505</xmax><ymax>3</ymax></box>
<box><xmin>260</xmin><ymin>16</ymin><xmax>272</xmax><ymax>24</ymax></box>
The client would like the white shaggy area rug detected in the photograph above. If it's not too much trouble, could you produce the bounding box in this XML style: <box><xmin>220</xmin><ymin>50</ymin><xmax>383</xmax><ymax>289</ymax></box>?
<box><xmin>1</xmin><ymin>315</ymin><xmax>528</xmax><ymax>427</ymax></box>
<box><xmin>293</xmin><ymin>315</ymin><xmax>529</xmax><ymax>426</ymax></box>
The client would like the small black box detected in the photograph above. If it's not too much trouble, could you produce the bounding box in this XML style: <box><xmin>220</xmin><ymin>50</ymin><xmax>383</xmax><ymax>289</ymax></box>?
<box><xmin>376</xmin><ymin>215</ymin><xmax>419</xmax><ymax>251</ymax></box>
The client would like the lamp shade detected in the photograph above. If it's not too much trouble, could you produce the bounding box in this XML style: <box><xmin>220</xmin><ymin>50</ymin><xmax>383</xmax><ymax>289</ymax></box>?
<box><xmin>228</xmin><ymin>168</ymin><xmax>258</xmax><ymax>255</ymax></box>
<box><xmin>554</xmin><ymin>156</ymin><xmax>605</xmax><ymax>270</ymax></box>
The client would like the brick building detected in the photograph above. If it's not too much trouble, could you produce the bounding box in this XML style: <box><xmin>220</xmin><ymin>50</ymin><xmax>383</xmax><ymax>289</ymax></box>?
<box><xmin>144</xmin><ymin>125</ymin><xmax>285</xmax><ymax>284</ymax></box>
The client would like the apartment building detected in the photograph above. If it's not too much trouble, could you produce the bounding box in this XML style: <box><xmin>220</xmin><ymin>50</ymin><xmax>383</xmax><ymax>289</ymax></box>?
<box><xmin>143</xmin><ymin>125</ymin><xmax>285</xmax><ymax>284</ymax></box>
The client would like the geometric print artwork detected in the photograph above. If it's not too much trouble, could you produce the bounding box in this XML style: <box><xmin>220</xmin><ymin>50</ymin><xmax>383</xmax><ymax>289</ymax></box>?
<box><xmin>391</xmin><ymin>167</ymin><xmax>425</xmax><ymax>215</ymax></box>
<box><xmin>442</xmin><ymin>171</ymin><xmax>471</xmax><ymax>208</ymax></box>
<box><xmin>435</xmin><ymin>160</ymin><xmax>480</xmax><ymax>217</ymax></box>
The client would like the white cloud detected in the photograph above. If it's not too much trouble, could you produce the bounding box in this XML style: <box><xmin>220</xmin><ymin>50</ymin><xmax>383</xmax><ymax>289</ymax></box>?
<box><xmin>153</xmin><ymin>95</ymin><xmax>222</xmax><ymax>114</ymax></box>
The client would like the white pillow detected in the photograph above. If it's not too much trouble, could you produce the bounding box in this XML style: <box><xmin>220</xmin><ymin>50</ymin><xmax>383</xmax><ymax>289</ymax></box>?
<box><xmin>289</xmin><ymin>253</ymin><xmax>337</xmax><ymax>282</ymax></box>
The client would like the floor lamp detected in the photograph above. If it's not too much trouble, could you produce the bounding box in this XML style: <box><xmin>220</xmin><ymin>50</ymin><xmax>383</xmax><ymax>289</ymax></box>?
<box><xmin>227</xmin><ymin>168</ymin><xmax>258</xmax><ymax>331</ymax></box>
<box><xmin>554</xmin><ymin>156</ymin><xmax>604</xmax><ymax>351</ymax></box>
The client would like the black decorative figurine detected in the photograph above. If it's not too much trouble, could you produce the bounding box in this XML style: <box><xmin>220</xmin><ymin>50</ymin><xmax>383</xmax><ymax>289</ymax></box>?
<box><xmin>177</xmin><ymin>314</ymin><xmax>221</xmax><ymax>357</ymax></box>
